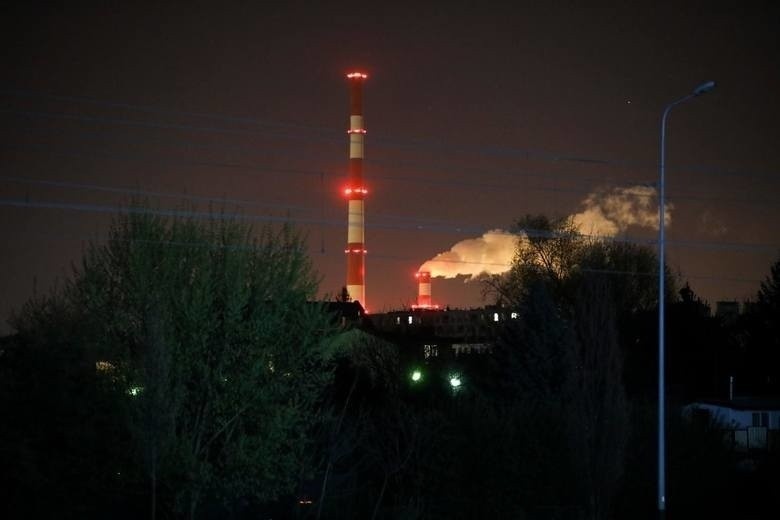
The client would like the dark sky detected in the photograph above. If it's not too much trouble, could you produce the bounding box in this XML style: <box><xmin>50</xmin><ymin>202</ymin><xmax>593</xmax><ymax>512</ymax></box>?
<box><xmin>2</xmin><ymin>1</ymin><xmax>779</xmax><ymax>330</ymax></box>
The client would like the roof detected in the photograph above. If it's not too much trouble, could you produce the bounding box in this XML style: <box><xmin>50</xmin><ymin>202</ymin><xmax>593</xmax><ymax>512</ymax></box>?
<box><xmin>321</xmin><ymin>301</ymin><xmax>365</xmax><ymax>321</ymax></box>
<box><xmin>687</xmin><ymin>397</ymin><xmax>780</xmax><ymax>411</ymax></box>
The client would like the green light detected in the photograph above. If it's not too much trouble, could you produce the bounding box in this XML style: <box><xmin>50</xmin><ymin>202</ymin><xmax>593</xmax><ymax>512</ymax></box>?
<box><xmin>411</xmin><ymin>369</ymin><xmax>422</xmax><ymax>382</ymax></box>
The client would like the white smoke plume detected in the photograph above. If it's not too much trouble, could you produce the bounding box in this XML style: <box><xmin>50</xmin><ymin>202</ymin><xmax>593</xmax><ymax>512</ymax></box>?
<box><xmin>418</xmin><ymin>229</ymin><xmax>520</xmax><ymax>280</ymax></box>
<box><xmin>419</xmin><ymin>184</ymin><xmax>671</xmax><ymax>279</ymax></box>
<box><xmin>571</xmin><ymin>184</ymin><xmax>672</xmax><ymax>237</ymax></box>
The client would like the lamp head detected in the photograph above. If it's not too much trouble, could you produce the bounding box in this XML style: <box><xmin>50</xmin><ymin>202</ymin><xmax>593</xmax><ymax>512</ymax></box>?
<box><xmin>692</xmin><ymin>80</ymin><xmax>716</xmax><ymax>96</ymax></box>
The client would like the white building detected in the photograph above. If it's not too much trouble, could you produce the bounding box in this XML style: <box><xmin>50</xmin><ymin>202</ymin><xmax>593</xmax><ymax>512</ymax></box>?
<box><xmin>683</xmin><ymin>398</ymin><xmax>780</xmax><ymax>452</ymax></box>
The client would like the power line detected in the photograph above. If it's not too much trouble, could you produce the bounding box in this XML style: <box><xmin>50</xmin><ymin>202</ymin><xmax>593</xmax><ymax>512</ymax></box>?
<box><xmin>0</xmin><ymin>107</ymin><xmax>331</xmax><ymax>145</ymax></box>
<box><xmin>1</xmin><ymin>91</ymin><xmax>772</xmax><ymax>308</ymax></box>
<box><xmin>4</xmin><ymin>122</ymin><xmax>648</xmax><ymax>193</ymax></box>
<box><xmin>0</xmin><ymin>172</ymin><xmax>511</xmax><ymax>230</ymax></box>
<box><xmin>2</xmin><ymin>89</ymin><xmax>778</xmax><ymax>182</ymax></box>
<box><xmin>3</xmin><ymin>139</ymin><xmax>779</xmax><ymax>211</ymax></box>
<box><xmin>0</xmin><ymin>87</ymin><xmax>340</xmax><ymax>135</ymax></box>
<box><xmin>2</xmin><ymin>196</ymin><xmax>779</xmax><ymax>254</ymax></box>
<box><xmin>0</xmin><ymin>174</ymin><xmax>317</xmax><ymax>213</ymax></box>
<box><xmin>3</xmin><ymin>104</ymin><xmax>778</xmax><ymax>208</ymax></box>
<box><xmin>15</xmin><ymin>227</ymin><xmax>767</xmax><ymax>288</ymax></box>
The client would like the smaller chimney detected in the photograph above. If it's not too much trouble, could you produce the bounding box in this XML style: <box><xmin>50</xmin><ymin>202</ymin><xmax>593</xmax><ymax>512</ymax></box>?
<box><xmin>416</xmin><ymin>271</ymin><xmax>432</xmax><ymax>308</ymax></box>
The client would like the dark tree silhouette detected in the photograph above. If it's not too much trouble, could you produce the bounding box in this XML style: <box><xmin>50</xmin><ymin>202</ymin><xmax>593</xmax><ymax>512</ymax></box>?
<box><xmin>7</xmin><ymin>205</ymin><xmax>339</xmax><ymax>520</ymax></box>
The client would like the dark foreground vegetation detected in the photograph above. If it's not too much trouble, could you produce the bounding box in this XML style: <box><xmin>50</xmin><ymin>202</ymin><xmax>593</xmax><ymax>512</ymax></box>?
<box><xmin>1</xmin><ymin>210</ymin><xmax>779</xmax><ymax>519</ymax></box>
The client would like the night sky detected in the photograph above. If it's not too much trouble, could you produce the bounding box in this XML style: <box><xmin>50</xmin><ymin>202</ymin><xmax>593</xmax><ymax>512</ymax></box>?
<box><xmin>2</xmin><ymin>1</ymin><xmax>779</xmax><ymax>331</ymax></box>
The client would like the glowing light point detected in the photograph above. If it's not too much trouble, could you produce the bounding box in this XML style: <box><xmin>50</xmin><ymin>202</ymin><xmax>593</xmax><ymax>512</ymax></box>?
<box><xmin>411</xmin><ymin>370</ymin><xmax>422</xmax><ymax>382</ymax></box>
<box><xmin>449</xmin><ymin>375</ymin><xmax>462</xmax><ymax>389</ymax></box>
<box><xmin>343</xmin><ymin>187</ymin><xmax>368</xmax><ymax>197</ymax></box>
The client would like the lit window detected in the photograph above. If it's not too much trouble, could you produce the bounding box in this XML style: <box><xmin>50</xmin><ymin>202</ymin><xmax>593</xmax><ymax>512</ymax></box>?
<box><xmin>493</xmin><ymin>312</ymin><xmax>499</xmax><ymax>322</ymax></box>
<box><xmin>407</xmin><ymin>315</ymin><xmax>413</xmax><ymax>325</ymax></box>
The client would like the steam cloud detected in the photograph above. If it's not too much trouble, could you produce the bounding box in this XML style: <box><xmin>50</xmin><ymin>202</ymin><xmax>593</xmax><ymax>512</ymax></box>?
<box><xmin>418</xmin><ymin>230</ymin><xmax>520</xmax><ymax>280</ymax></box>
<box><xmin>571</xmin><ymin>184</ymin><xmax>671</xmax><ymax>237</ymax></box>
<box><xmin>419</xmin><ymin>184</ymin><xmax>672</xmax><ymax>279</ymax></box>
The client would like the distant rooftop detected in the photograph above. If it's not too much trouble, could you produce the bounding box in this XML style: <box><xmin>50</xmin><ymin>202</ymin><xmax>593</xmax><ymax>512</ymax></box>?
<box><xmin>689</xmin><ymin>396</ymin><xmax>780</xmax><ymax>411</ymax></box>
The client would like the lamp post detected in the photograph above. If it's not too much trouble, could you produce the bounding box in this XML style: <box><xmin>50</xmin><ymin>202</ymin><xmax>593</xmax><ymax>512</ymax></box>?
<box><xmin>658</xmin><ymin>80</ymin><xmax>715</xmax><ymax>517</ymax></box>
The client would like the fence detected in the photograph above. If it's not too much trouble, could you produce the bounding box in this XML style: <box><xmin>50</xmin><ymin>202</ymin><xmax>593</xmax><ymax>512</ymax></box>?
<box><xmin>724</xmin><ymin>427</ymin><xmax>780</xmax><ymax>452</ymax></box>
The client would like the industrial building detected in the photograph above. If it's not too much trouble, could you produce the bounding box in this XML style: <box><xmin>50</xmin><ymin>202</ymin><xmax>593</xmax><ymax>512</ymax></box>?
<box><xmin>368</xmin><ymin>306</ymin><xmax>518</xmax><ymax>361</ymax></box>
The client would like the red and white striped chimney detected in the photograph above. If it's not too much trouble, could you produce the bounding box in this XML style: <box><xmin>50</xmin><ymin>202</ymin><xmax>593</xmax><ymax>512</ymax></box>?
<box><xmin>344</xmin><ymin>71</ymin><xmax>368</xmax><ymax>307</ymax></box>
<box><xmin>416</xmin><ymin>271</ymin><xmax>432</xmax><ymax>308</ymax></box>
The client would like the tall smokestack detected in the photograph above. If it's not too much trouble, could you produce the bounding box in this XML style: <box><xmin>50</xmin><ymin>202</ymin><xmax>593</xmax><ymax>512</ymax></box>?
<box><xmin>416</xmin><ymin>271</ymin><xmax>432</xmax><ymax>308</ymax></box>
<box><xmin>344</xmin><ymin>71</ymin><xmax>368</xmax><ymax>307</ymax></box>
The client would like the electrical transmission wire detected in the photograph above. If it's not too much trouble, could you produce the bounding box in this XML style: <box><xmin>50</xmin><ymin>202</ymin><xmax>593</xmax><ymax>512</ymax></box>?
<box><xmin>17</xmin><ymin>227</ymin><xmax>768</xmax><ymax>288</ymax></box>
<box><xmin>2</xmin><ymin>91</ymin><xmax>778</xmax><ymax>291</ymax></box>
<box><xmin>0</xmin><ymin>87</ymin><xmax>340</xmax><ymax>136</ymax></box>
<box><xmin>0</xmin><ymin>174</ymin><xmax>317</xmax><ymax>214</ymax></box>
<box><xmin>2</xmin><ymin>90</ymin><xmax>776</xmax><ymax>312</ymax></box>
<box><xmin>3</xmin><ymin>97</ymin><xmax>778</xmax><ymax>210</ymax></box>
<box><xmin>2</xmin><ymin>196</ymin><xmax>779</xmax><ymax>254</ymax></box>
<box><xmin>2</xmin><ymin>88</ymin><xmax>778</xmax><ymax>182</ymax></box>
<box><xmin>3</xmin><ymin>138</ymin><xmax>778</xmax><ymax>211</ymax></box>
<box><xmin>4</xmin><ymin>122</ymin><xmax>653</xmax><ymax>195</ymax></box>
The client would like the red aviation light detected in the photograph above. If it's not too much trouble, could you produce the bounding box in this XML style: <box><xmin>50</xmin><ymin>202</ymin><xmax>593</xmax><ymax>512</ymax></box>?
<box><xmin>343</xmin><ymin>187</ymin><xmax>368</xmax><ymax>196</ymax></box>
<box><xmin>347</xmin><ymin>129</ymin><xmax>367</xmax><ymax>134</ymax></box>
<box><xmin>347</xmin><ymin>72</ymin><xmax>368</xmax><ymax>79</ymax></box>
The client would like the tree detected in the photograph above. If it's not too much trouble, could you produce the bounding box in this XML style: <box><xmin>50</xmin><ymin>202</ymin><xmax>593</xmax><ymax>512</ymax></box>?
<box><xmin>489</xmin><ymin>214</ymin><xmax>584</xmax><ymax>306</ymax></box>
<box><xmin>3</xmin><ymin>289</ymin><xmax>134</xmax><ymax>519</ymax></box>
<box><xmin>757</xmin><ymin>253</ymin><xmax>780</xmax><ymax>312</ymax></box>
<box><xmin>336</xmin><ymin>286</ymin><xmax>352</xmax><ymax>303</ymax></box>
<box><xmin>570</xmin><ymin>275</ymin><xmax>629</xmax><ymax>520</ymax></box>
<box><xmin>487</xmin><ymin>214</ymin><xmax>637</xmax><ymax>519</ymax></box>
<box><xmin>665</xmin><ymin>283</ymin><xmax>725</xmax><ymax>400</ymax></box>
<box><xmin>492</xmin><ymin>214</ymin><xmax>674</xmax><ymax>313</ymax></box>
<box><xmin>575</xmin><ymin>240</ymin><xmax>664</xmax><ymax>317</ymax></box>
<box><xmin>491</xmin><ymin>281</ymin><xmax>581</xmax><ymax>515</ymax></box>
<box><xmin>16</xmin><ymin>205</ymin><xmax>339</xmax><ymax>519</ymax></box>
<box><xmin>743</xmin><ymin>252</ymin><xmax>780</xmax><ymax>394</ymax></box>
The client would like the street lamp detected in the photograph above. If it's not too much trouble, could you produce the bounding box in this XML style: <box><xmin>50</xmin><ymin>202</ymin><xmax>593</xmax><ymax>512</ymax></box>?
<box><xmin>657</xmin><ymin>80</ymin><xmax>715</xmax><ymax>516</ymax></box>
